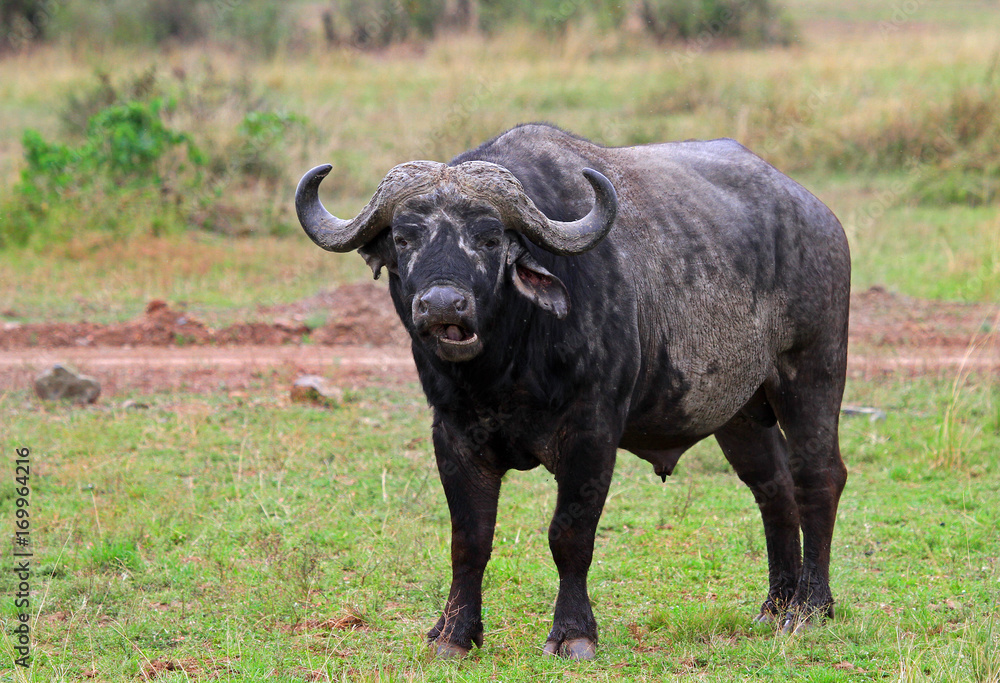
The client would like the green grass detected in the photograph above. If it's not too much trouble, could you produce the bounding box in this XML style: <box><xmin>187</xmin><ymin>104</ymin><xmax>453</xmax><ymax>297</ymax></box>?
<box><xmin>0</xmin><ymin>375</ymin><xmax>997</xmax><ymax>681</ymax></box>
<box><xmin>783</xmin><ymin>0</ymin><xmax>1000</xmax><ymax>27</ymax></box>
<box><xmin>811</xmin><ymin>173</ymin><xmax>1000</xmax><ymax>302</ymax></box>
<box><xmin>0</xmin><ymin>233</ymin><xmax>368</xmax><ymax>325</ymax></box>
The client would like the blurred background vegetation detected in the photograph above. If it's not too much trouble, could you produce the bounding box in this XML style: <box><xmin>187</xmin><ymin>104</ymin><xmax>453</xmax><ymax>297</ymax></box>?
<box><xmin>0</xmin><ymin>0</ymin><xmax>795</xmax><ymax>53</ymax></box>
<box><xmin>0</xmin><ymin>0</ymin><xmax>998</xmax><ymax>304</ymax></box>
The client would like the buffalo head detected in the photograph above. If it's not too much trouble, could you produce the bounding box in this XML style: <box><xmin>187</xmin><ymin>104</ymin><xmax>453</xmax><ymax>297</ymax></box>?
<box><xmin>295</xmin><ymin>160</ymin><xmax>617</xmax><ymax>362</ymax></box>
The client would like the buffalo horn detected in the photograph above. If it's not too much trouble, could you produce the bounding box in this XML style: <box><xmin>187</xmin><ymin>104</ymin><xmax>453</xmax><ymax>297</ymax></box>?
<box><xmin>455</xmin><ymin>161</ymin><xmax>618</xmax><ymax>256</ymax></box>
<box><xmin>295</xmin><ymin>160</ymin><xmax>445</xmax><ymax>252</ymax></box>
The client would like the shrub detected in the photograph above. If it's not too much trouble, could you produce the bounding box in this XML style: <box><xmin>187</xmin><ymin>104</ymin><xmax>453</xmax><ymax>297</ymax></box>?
<box><xmin>59</xmin><ymin>68</ymin><xmax>160</xmax><ymax>137</ymax></box>
<box><xmin>3</xmin><ymin>98</ymin><xmax>204</xmax><ymax>248</ymax></box>
<box><xmin>1</xmin><ymin>68</ymin><xmax>311</xmax><ymax>249</ymax></box>
<box><xmin>825</xmin><ymin>84</ymin><xmax>1000</xmax><ymax>205</ymax></box>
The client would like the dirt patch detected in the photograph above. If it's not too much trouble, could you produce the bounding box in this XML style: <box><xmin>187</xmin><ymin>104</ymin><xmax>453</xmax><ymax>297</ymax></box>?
<box><xmin>0</xmin><ymin>345</ymin><xmax>418</xmax><ymax>396</ymax></box>
<box><xmin>284</xmin><ymin>613</ymin><xmax>369</xmax><ymax>634</ymax></box>
<box><xmin>306</xmin><ymin>282</ymin><xmax>409</xmax><ymax>347</ymax></box>
<box><xmin>849</xmin><ymin>286</ymin><xmax>998</xmax><ymax>351</ymax></box>
<box><xmin>139</xmin><ymin>657</ymin><xmax>236</xmax><ymax>681</ymax></box>
<box><xmin>846</xmin><ymin>286</ymin><xmax>998</xmax><ymax>379</ymax></box>
<box><xmin>0</xmin><ymin>283</ymin><xmax>997</xmax><ymax>398</ymax></box>
<box><xmin>4</xmin><ymin>283</ymin><xmax>993</xmax><ymax>354</ymax></box>
<box><xmin>0</xmin><ymin>282</ymin><xmax>407</xmax><ymax>351</ymax></box>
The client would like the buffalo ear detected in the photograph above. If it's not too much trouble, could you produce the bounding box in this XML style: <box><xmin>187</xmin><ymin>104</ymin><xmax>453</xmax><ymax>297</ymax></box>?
<box><xmin>357</xmin><ymin>230</ymin><xmax>396</xmax><ymax>280</ymax></box>
<box><xmin>508</xmin><ymin>245</ymin><xmax>570</xmax><ymax>319</ymax></box>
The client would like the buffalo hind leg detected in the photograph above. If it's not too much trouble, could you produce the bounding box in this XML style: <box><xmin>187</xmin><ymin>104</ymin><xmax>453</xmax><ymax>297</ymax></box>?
<box><xmin>769</xmin><ymin>346</ymin><xmax>848</xmax><ymax>631</ymax></box>
<box><xmin>543</xmin><ymin>434</ymin><xmax>617</xmax><ymax>660</ymax></box>
<box><xmin>715</xmin><ymin>412</ymin><xmax>801</xmax><ymax>623</ymax></box>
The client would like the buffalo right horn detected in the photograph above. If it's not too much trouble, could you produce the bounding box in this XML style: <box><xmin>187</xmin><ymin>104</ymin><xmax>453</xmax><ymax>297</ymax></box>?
<box><xmin>455</xmin><ymin>161</ymin><xmax>618</xmax><ymax>256</ymax></box>
<box><xmin>295</xmin><ymin>160</ymin><xmax>445</xmax><ymax>252</ymax></box>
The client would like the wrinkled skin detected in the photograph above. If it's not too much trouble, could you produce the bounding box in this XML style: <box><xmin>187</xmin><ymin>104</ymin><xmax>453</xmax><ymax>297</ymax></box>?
<box><xmin>297</xmin><ymin>123</ymin><xmax>851</xmax><ymax>659</ymax></box>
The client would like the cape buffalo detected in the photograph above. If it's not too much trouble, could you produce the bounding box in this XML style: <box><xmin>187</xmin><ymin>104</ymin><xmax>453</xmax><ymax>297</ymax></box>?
<box><xmin>295</xmin><ymin>123</ymin><xmax>850</xmax><ymax>659</ymax></box>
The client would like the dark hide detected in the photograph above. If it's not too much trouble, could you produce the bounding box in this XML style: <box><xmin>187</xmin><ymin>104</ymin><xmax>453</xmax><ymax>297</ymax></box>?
<box><xmin>309</xmin><ymin>123</ymin><xmax>851</xmax><ymax>658</ymax></box>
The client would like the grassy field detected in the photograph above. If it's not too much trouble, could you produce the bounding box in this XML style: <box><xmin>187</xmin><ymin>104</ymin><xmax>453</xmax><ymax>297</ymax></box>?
<box><xmin>0</xmin><ymin>375</ymin><xmax>997</xmax><ymax>681</ymax></box>
<box><xmin>2</xmin><ymin>0</ymin><xmax>1000</xmax><ymax>680</ymax></box>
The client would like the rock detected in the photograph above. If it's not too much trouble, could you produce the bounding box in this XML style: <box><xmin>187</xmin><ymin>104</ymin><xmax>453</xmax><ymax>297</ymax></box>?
<box><xmin>290</xmin><ymin>375</ymin><xmax>344</xmax><ymax>406</ymax></box>
<box><xmin>841</xmin><ymin>405</ymin><xmax>887</xmax><ymax>421</ymax></box>
<box><xmin>34</xmin><ymin>364</ymin><xmax>101</xmax><ymax>404</ymax></box>
<box><xmin>145</xmin><ymin>299</ymin><xmax>169</xmax><ymax>314</ymax></box>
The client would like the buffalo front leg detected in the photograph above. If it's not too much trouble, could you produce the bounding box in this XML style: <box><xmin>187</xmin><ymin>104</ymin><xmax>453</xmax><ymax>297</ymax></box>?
<box><xmin>427</xmin><ymin>421</ymin><xmax>502</xmax><ymax>657</ymax></box>
<box><xmin>543</xmin><ymin>436</ymin><xmax>617</xmax><ymax>660</ymax></box>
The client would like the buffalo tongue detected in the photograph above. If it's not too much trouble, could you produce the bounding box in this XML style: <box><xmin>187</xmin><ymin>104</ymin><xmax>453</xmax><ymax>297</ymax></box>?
<box><xmin>444</xmin><ymin>325</ymin><xmax>464</xmax><ymax>341</ymax></box>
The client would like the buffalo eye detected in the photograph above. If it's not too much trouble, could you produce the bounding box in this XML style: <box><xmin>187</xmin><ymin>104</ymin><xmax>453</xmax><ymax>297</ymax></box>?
<box><xmin>474</xmin><ymin>229</ymin><xmax>502</xmax><ymax>251</ymax></box>
<box><xmin>394</xmin><ymin>235</ymin><xmax>409</xmax><ymax>249</ymax></box>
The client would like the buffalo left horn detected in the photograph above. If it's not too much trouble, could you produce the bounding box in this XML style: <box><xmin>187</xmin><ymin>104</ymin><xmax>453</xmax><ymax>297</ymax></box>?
<box><xmin>295</xmin><ymin>160</ymin><xmax>445</xmax><ymax>252</ymax></box>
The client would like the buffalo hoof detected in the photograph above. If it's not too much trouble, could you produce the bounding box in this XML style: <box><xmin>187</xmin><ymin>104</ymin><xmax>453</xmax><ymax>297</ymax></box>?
<box><xmin>542</xmin><ymin>637</ymin><xmax>596</xmax><ymax>660</ymax></box>
<box><xmin>780</xmin><ymin>605</ymin><xmax>831</xmax><ymax>635</ymax></box>
<box><xmin>780</xmin><ymin>615</ymin><xmax>815</xmax><ymax>635</ymax></box>
<box><xmin>752</xmin><ymin>610</ymin><xmax>778</xmax><ymax>625</ymax></box>
<box><xmin>432</xmin><ymin>641</ymin><xmax>471</xmax><ymax>658</ymax></box>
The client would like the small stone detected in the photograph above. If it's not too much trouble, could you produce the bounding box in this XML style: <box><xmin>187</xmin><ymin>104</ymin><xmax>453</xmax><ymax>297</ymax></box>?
<box><xmin>34</xmin><ymin>364</ymin><xmax>101</xmax><ymax>404</ymax></box>
<box><xmin>290</xmin><ymin>375</ymin><xmax>344</xmax><ymax>406</ymax></box>
<box><xmin>121</xmin><ymin>399</ymin><xmax>150</xmax><ymax>410</ymax></box>
<box><xmin>840</xmin><ymin>405</ymin><xmax>887</xmax><ymax>421</ymax></box>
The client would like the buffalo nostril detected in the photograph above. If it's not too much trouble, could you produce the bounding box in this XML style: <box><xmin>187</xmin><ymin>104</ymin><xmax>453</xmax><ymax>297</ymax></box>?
<box><xmin>416</xmin><ymin>286</ymin><xmax>469</xmax><ymax>318</ymax></box>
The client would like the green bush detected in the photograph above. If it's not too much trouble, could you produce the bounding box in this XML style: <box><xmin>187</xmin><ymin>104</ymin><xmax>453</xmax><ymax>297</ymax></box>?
<box><xmin>1</xmin><ymin>69</ymin><xmax>310</xmax><ymax>249</ymax></box>
<box><xmin>3</xmin><ymin>98</ymin><xmax>204</xmax><ymax>249</ymax></box>
<box><xmin>232</xmin><ymin>111</ymin><xmax>309</xmax><ymax>182</ymax></box>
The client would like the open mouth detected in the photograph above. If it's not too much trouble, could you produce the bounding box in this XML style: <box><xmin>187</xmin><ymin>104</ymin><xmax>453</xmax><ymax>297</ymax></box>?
<box><xmin>431</xmin><ymin>323</ymin><xmax>478</xmax><ymax>346</ymax></box>
<box><xmin>425</xmin><ymin>322</ymin><xmax>483</xmax><ymax>362</ymax></box>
